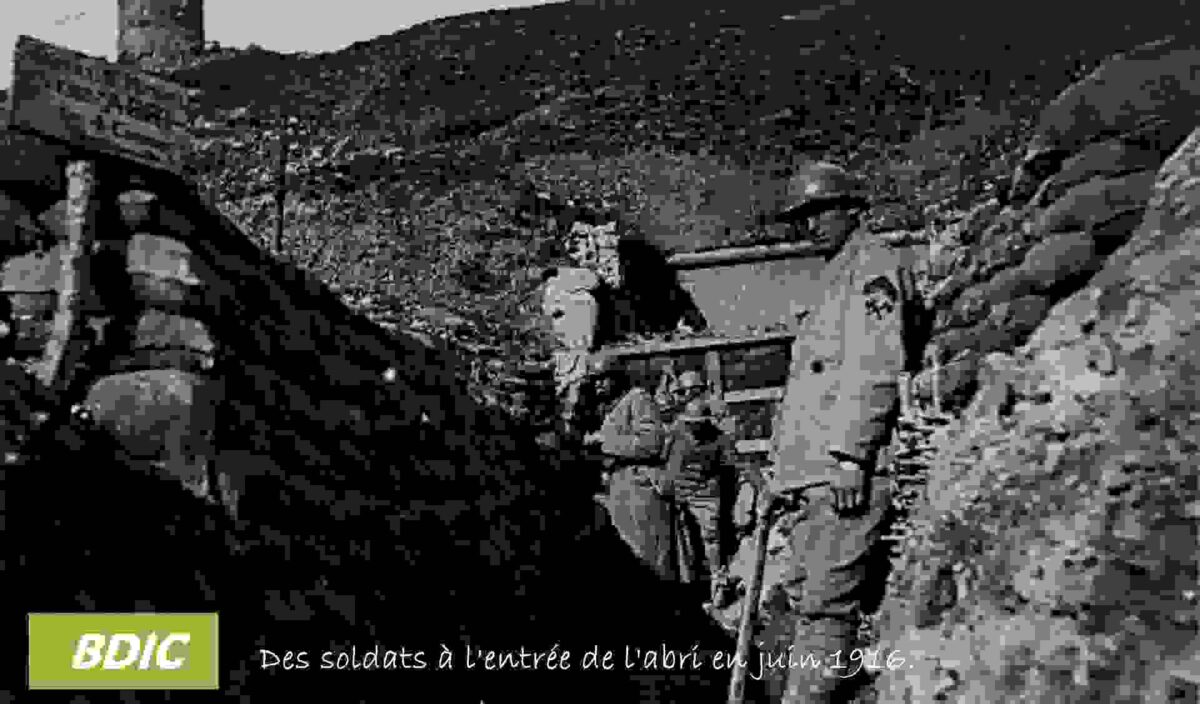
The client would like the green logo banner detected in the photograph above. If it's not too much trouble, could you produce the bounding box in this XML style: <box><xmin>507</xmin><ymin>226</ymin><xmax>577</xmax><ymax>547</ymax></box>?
<box><xmin>27</xmin><ymin>613</ymin><xmax>219</xmax><ymax>690</ymax></box>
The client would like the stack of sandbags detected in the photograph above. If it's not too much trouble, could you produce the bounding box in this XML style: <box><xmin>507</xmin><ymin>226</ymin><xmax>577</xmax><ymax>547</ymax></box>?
<box><xmin>917</xmin><ymin>36</ymin><xmax>1200</xmax><ymax>411</ymax></box>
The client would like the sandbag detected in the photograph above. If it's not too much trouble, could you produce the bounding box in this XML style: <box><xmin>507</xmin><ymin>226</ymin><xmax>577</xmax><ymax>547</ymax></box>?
<box><xmin>1034</xmin><ymin>170</ymin><xmax>1156</xmax><ymax>234</ymax></box>
<box><xmin>1025</xmin><ymin>39</ymin><xmax>1200</xmax><ymax>159</ymax></box>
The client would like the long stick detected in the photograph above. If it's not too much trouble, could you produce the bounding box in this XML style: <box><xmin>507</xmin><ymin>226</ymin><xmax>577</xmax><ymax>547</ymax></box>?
<box><xmin>727</xmin><ymin>485</ymin><xmax>776</xmax><ymax>704</ymax></box>
<box><xmin>727</xmin><ymin>480</ymin><xmax>826</xmax><ymax>704</ymax></box>
<box><xmin>40</xmin><ymin>159</ymin><xmax>99</xmax><ymax>397</ymax></box>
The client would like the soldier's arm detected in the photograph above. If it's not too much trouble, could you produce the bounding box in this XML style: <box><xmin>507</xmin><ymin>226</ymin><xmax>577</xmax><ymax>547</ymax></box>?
<box><xmin>828</xmin><ymin>380</ymin><xmax>899</xmax><ymax>469</ymax></box>
<box><xmin>600</xmin><ymin>389</ymin><xmax>665</xmax><ymax>459</ymax></box>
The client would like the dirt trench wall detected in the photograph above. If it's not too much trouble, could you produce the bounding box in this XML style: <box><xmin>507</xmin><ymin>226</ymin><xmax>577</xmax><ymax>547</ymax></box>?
<box><xmin>874</xmin><ymin>39</ymin><xmax>1200</xmax><ymax>703</ymax></box>
<box><xmin>917</xmin><ymin>38</ymin><xmax>1200</xmax><ymax>413</ymax></box>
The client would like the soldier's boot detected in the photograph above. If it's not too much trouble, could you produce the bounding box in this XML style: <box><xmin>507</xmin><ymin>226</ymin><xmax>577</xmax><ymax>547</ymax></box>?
<box><xmin>781</xmin><ymin>615</ymin><xmax>858</xmax><ymax>704</ymax></box>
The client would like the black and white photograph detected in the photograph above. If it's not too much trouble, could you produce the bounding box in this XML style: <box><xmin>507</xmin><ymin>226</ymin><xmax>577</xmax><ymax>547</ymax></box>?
<box><xmin>1</xmin><ymin>1</ymin><xmax>1199</xmax><ymax>702</ymax></box>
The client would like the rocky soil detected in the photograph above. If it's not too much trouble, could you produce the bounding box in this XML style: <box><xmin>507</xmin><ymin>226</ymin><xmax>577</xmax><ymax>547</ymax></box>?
<box><xmin>877</xmin><ymin>124</ymin><xmax>1200</xmax><ymax>704</ymax></box>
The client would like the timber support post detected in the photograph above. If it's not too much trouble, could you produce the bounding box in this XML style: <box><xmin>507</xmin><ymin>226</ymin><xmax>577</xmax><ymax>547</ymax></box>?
<box><xmin>39</xmin><ymin>159</ymin><xmax>101</xmax><ymax>398</ymax></box>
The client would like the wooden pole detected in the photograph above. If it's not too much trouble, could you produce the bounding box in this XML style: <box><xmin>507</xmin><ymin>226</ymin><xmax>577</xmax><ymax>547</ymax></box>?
<box><xmin>931</xmin><ymin>346</ymin><xmax>943</xmax><ymax>417</ymax></box>
<box><xmin>727</xmin><ymin>491</ymin><xmax>774</xmax><ymax>704</ymax></box>
<box><xmin>40</xmin><ymin>159</ymin><xmax>100</xmax><ymax>396</ymax></box>
<box><xmin>666</xmin><ymin>240</ymin><xmax>833</xmax><ymax>270</ymax></box>
<box><xmin>898</xmin><ymin>371</ymin><xmax>913</xmax><ymax>418</ymax></box>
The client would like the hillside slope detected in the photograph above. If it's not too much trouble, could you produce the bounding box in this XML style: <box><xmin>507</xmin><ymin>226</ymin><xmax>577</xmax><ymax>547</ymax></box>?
<box><xmin>169</xmin><ymin>0</ymin><xmax>1197</xmax><ymax>361</ymax></box>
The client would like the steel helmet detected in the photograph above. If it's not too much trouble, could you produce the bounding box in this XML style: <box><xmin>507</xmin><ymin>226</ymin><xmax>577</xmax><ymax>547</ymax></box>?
<box><xmin>778</xmin><ymin>161</ymin><xmax>870</xmax><ymax>221</ymax></box>
<box><xmin>675</xmin><ymin>370</ymin><xmax>705</xmax><ymax>391</ymax></box>
<box><xmin>677</xmin><ymin>398</ymin><xmax>712</xmax><ymax>423</ymax></box>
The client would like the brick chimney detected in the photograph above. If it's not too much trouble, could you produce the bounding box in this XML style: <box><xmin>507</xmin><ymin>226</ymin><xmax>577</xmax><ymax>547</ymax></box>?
<box><xmin>117</xmin><ymin>0</ymin><xmax>204</xmax><ymax>72</ymax></box>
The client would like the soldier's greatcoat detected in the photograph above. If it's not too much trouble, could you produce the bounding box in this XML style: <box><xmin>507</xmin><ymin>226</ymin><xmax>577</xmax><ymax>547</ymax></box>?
<box><xmin>746</xmin><ymin>231</ymin><xmax>926</xmax><ymax>704</ymax></box>
<box><xmin>597</xmin><ymin>386</ymin><xmax>676</xmax><ymax>582</ymax></box>
<box><xmin>771</xmin><ymin>233</ymin><xmax>924</xmax><ymax>492</ymax></box>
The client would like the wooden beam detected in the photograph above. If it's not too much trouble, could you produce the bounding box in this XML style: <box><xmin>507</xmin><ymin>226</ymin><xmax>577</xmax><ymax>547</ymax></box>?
<box><xmin>724</xmin><ymin>386</ymin><xmax>785</xmax><ymax>404</ymax></box>
<box><xmin>103</xmin><ymin>348</ymin><xmax>216</xmax><ymax>376</ymax></box>
<box><xmin>735</xmin><ymin>438</ymin><xmax>772</xmax><ymax>454</ymax></box>
<box><xmin>705</xmin><ymin>349</ymin><xmax>724</xmax><ymax>398</ymax></box>
<box><xmin>39</xmin><ymin>159</ymin><xmax>99</xmax><ymax>395</ymax></box>
<box><xmin>666</xmin><ymin>240</ymin><xmax>832</xmax><ymax>270</ymax></box>
<box><xmin>898</xmin><ymin>371</ymin><xmax>913</xmax><ymax>418</ymax></box>
<box><xmin>603</xmin><ymin>330</ymin><xmax>795</xmax><ymax>359</ymax></box>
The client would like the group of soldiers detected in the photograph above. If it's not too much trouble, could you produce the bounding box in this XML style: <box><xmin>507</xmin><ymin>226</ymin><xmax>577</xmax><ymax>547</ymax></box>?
<box><xmin>540</xmin><ymin>160</ymin><xmax>923</xmax><ymax>704</ymax></box>
<box><xmin>580</xmin><ymin>353</ymin><xmax>739</xmax><ymax>608</ymax></box>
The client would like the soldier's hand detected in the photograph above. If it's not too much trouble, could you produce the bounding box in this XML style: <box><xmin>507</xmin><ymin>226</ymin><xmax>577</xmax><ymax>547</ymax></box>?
<box><xmin>829</xmin><ymin>461</ymin><xmax>868</xmax><ymax>514</ymax></box>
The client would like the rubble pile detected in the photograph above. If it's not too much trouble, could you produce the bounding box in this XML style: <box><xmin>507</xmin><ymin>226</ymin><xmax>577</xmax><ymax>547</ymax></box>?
<box><xmin>566</xmin><ymin>221</ymin><xmax>621</xmax><ymax>286</ymax></box>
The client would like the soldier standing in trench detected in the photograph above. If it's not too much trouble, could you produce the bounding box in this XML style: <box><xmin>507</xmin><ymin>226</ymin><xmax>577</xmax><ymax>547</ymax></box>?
<box><xmin>756</xmin><ymin>162</ymin><xmax>925</xmax><ymax>703</ymax></box>
<box><xmin>662</xmin><ymin>396</ymin><xmax>737</xmax><ymax>608</ymax></box>
<box><xmin>582</xmin><ymin>353</ymin><xmax>677</xmax><ymax>582</ymax></box>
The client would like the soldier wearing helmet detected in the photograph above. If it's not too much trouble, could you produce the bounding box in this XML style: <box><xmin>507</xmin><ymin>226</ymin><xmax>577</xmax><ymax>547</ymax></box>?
<box><xmin>735</xmin><ymin>161</ymin><xmax>924</xmax><ymax>704</ymax></box>
<box><xmin>662</xmin><ymin>395</ymin><xmax>735</xmax><ymax>607</ymax></box>
<box><xmin>776</xmin><ymin>161</ymin><xmax>871</xmax><ymax>249</ymax></box>
<box><xmin>671</xmin><ymin>369</ymin><xmax>707</xmax><ymax>409</ymax></box>
<box><xmin>582</xmin><ymin>352</ymin><xmax>676</xmax><ymax>581</ymax></box>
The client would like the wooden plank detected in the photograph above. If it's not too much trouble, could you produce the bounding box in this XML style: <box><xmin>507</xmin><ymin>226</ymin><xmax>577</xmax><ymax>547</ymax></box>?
<box><xmin>603</xmin><ymin>330</ymin><xmax>795</xmax><ymax>359</ymax></box>
<box><xmin>705</xmin><ymin>349</ymin><xmax>724</xmax><ymax>398</ymax></box>
<box><xmin>666</xmin><ymin>240</ymin><xmax>832</xmax><ymax>270</ymax></box>
<box><xmin>8</xmin><ymin>35</ymin><xmax>193</xmax><ymax>174</ymax></box>
<box><xmin>898</xmin><ymin>371</ymin><xmax>913</xmax><ymax>418</ymax></box>
<box><xmin>102</xmin><ymin>348</ymin><xmax>216</xmax><ymax>376</ymax></box>
<box><xmin>735</xmin><ymin>438</ymin><xmax>772</xmax><ymax>454</ymax></box>
<box><xmin>39</xmin><ymin>158</ymin><xmax>98</xmax><ymax>394</ymax></box>
<box><xmin>724</xmin><ymin>386</ymin><xmax>785</xmax><ymax>404</ymax></box>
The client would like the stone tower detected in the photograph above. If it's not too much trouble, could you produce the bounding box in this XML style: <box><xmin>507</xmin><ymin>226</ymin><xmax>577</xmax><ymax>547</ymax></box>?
<box><xmin>116</xmin><ymin>0</ymin><xmax>204</xmax><ymax>71</ymax></box>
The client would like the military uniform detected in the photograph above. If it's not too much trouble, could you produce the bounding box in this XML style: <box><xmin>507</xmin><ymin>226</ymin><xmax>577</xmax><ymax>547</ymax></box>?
<box><xmin>593</xmin><ymin>381</ymin><xmax>675</xmax><ymax>581</ymax></box>
<box><xmin>662</xmin><ymin>400</ymin><xmax>733</xmax><ymax>600</ymax></box>
<box><xmin>766</xmin><ymin>164</ymin><xmax>924</xmax><ymax>703</ymax></box>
